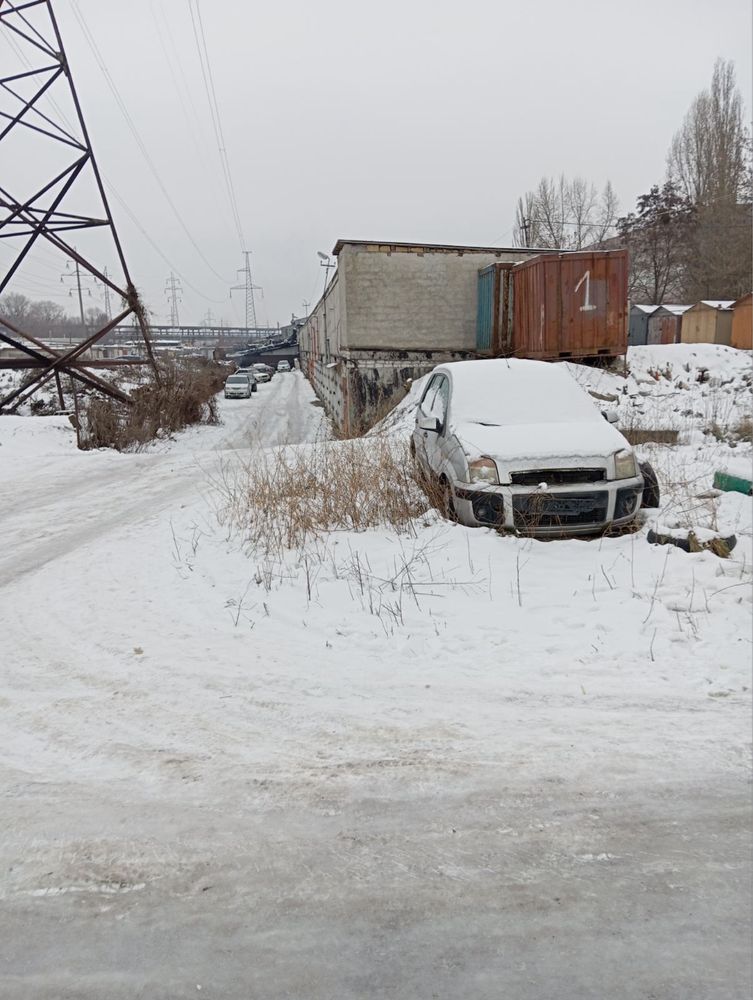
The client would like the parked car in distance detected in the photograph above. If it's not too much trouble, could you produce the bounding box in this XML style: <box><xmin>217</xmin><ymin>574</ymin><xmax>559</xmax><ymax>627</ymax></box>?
<box><xmin>251</xmin><ymin>363</ymin><xmax>272</xmax><ymax>382</ymax></box>
<box><xmin>276</xmin><ymin>360</ymin><xmax>291</xmax><ymax>372</ymax></box>
<box><xmin>411</xmin><ymin>358</ymin><xmax>653</xmax><ymax>536</ymax></box>
<box><xmin>234</xmin><ymin>367</ymin><xmax>258</xmax><ymax>391</ymax></box>
<box><xmin>224</xmin><ymin>373</ymin><xmax>254</xmax><ymax>399</ymax></box>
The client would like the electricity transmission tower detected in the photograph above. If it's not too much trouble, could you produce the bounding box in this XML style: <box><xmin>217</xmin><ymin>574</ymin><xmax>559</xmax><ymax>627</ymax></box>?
<box><xmin>102</xmin><ymin>266</ymin><xmax>112</xmax><ymax>321</ymax></box>
<box><xmin>230</xmin><ymin>250</ymin><xmax>261</xmax><ymax>334</ymax></box>
<box><xmin>164</xmin><ymin>273</ymin><xmax>183</xmax><ymax>328</ymax></box>
<box><xmin>0</xmin><ymin>0</ymin><xmax>159</xmax><ymax>413</ymax></box>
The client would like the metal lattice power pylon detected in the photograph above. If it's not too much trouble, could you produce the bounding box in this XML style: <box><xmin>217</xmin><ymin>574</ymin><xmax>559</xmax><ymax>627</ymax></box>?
<box><xmin>0</xmin><ymin>0</ymin><xmax>158</xmax><ymax>411</ymax></box>
<box><xmin>230</xmin><ymin>250</ymin><xmax>260</xmax><ymax>334</ymax></box>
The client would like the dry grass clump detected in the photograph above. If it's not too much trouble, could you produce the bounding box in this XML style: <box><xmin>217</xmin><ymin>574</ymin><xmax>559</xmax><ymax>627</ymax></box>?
<box><xmin>623</xmin><ymin>428</ymin><xmax>679</xmax><ymax>446</ymax></box>
<box><xmin>216</xmin><ymin>437</ymin><xmax>433</xmax><ymax>554</ymax></box>
<box><xmin>85</xmin><ymin>361</ymin><xmax>224</xmax><ymax>450</ymax></box>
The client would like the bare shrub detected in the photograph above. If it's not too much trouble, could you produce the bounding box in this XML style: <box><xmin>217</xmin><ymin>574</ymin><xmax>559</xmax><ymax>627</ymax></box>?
<box><xmin>84</xmin><ymin>361</ymin><xmax>225</xmax><ymax>450</ymax></box>
<box><xmin>215</xmin><ymin>438</ymin><xmax>434</xmax><ymax>555</ymax></box>
<box><xmin>731</xmin><ymin>416</ymin><xmax>752</xmax><ymax>442</ymax></box>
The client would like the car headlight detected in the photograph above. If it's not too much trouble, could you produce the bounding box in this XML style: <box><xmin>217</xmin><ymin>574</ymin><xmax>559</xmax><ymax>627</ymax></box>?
<box><xmin>613</xmin><ymin>449</ymin><xmax>637</xmax><ymax>480</ymax></box>
<box><xmin>468</xmin><ymin>457</ymin><xmax>499</xmax><ymax>485</ymax></box>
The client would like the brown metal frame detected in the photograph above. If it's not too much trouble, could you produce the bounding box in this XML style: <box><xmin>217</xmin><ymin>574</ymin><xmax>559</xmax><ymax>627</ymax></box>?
<box><xmin>0</xmin><ymin>0</ymin><xmax>159</xmax><ymax>411</ymax></box>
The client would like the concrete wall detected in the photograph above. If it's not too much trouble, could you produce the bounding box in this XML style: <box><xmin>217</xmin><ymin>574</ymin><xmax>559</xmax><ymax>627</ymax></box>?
<box><xmin>338</xmin><ymin>244</ymin><xmax>536</xmax><ymax>352</ymax></box>
<box><xmin>298</xmin><ymin>242</ymin><xmax>545</xmax><ymax>434</ymax></box>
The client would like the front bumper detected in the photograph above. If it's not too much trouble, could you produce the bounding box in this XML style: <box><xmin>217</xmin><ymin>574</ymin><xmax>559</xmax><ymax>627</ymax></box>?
<box><xmin>453</xmin><ymin>475</ymin><xmax>644</xmax><ymax>536</ymax></box>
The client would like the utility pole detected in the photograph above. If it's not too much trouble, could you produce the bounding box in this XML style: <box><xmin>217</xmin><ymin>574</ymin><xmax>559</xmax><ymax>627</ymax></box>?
<box><xmin>230</xmin><ymin>251</ymin><xmax>261</xmax><ymax>337</ymax></box>
<box><xmin>61</xmin><ymin>256</ymin><xmax>95</xmax><ymax>339</ymax></box>
<box><xmin>317</xmin><ymin>252</ymin><xmax>336</xmax><ymax>358</ymax></box>
<box><xmin>164</xmin><ymin>273</ymin><xmax>183</xmax><ymax>328</ymax></box>
<box><xmin>59</xmin><ymin>257</ymin><xmax>93</xmax><ymax>445</ymax></box>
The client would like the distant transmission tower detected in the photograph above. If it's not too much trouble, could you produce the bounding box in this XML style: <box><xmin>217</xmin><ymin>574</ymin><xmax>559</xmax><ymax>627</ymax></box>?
<box><xmin>230</xmin><ymin>251</ymin><xmax>261</xmax><ymax>334</ymax></box>
<box><xmin>164</xmin><ymin>273</ymin><xmax>183</xmax><ymax>327</ymax></box>
<box><xmin>102</xmin><ymin>266</ymin><xmax>113</xmax><ymax>321</ymax></box>
<box><xmin>0</xmin><ymin>0</ymin><xmax>159</xmax><ymax>412</ymax></box>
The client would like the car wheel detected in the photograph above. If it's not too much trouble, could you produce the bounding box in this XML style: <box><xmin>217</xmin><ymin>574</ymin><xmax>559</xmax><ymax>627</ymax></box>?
<box><xmin>639</xmin><ymin>460</ymin><xmax>660</xmax><ymax>508</ymax></box>
<box><xmin>440</xmin><ymin>477</ymin><xmax>457</xmax><ymax>523</ymax></box>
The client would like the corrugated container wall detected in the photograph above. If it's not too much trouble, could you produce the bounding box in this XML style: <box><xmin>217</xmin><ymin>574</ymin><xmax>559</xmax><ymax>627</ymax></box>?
<box><xmin>511</xmin><ymin>250</ymin><xmax>628</xmax><ymax>360</ymax></box>
<box><xmin>476</xmin><ymin>263</ymin><xmax>514</xmax><ymax>353</ymax></box>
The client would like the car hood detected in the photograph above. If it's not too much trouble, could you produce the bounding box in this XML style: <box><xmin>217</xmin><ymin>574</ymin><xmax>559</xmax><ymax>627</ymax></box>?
<box><xmin>452</xmin><ymin>419</ymin><xmax>629</xmax><ymax>465</ymax></box>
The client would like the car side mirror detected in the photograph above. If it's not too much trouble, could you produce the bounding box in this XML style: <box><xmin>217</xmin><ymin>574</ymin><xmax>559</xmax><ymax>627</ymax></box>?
<box><xmin>418</xmin><ymin>414</ymin><xmax>441</xmax><ymax>433</ymax></box>
<box><xmin>602</xmin><ymin>410</ymin><xmax>619</xmax><ymax>425</ymax></box>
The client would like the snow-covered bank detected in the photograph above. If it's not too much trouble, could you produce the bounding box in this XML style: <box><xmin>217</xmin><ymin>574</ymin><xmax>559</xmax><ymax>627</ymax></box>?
<box><xmin>0</xmin><ymin>359</ymin><xmax>750</xmax><ymax>998</ymax></box>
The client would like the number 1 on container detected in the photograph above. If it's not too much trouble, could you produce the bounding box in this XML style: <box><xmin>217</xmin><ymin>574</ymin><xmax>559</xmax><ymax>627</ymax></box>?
<box><xmin>574</xmin><ymin>269</ymin><xmax>597</xmax><ymax>312</ymax></box>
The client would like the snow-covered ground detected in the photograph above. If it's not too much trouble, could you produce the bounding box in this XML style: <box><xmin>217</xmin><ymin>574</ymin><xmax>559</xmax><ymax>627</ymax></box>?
<box><xmin>1</xmin><ymin>354</ymin><xmax>751</xmax><ymax>999</ymax></box>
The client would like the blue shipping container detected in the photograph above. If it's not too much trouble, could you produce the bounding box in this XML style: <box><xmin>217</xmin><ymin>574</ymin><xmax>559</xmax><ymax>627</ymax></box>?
<box><xmin>476</xmin><ymin>265</ymin><xmax>495</xmax><ymax>351</ymax></box>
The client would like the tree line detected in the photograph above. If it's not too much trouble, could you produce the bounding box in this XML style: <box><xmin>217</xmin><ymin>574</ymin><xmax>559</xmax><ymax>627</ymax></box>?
<box><xmin>513</xmin><ymin>59</ymin><xmax>752</xmax><ymax>304</ymax></box>
<box><xmin>0</xmin><ymin>291</ymin><xmax>109</xmax><ymax>338</ymax></box>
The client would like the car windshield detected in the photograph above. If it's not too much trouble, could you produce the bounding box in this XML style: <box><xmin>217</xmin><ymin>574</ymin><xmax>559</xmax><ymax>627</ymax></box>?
<box><xmin>227</xmin><ymin>376</ymin><xmax>247</xmax><ymax>384</ymax></box>
<box><xmin>446</xmin><ymin>360</ymin><xmax>602</xmax><ymax>428</ymax></box>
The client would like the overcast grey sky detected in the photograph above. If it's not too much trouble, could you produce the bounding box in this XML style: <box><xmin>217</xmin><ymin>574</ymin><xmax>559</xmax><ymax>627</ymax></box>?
<box><xmin>2</xmin><ymin>0</ymin><xmax>751</xmax><ymax>326</ymax></box>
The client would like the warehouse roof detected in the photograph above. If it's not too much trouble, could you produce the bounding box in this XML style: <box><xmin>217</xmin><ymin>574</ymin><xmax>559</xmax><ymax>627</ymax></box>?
<box><xmin>331</xmin><ymin>239</ymin><xmax>561</xmax><ymax>257</ymax></box>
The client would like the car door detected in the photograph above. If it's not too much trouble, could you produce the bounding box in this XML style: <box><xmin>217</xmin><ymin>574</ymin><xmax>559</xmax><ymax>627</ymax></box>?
<box><xmin>423</xmin><ymin>375</ymin><xmax>450</xmax><ymax>475</ymax></box>
<box><xmin>415</xmin><ymin>375</ymin><xmax>441</xmax><ymax>467</ymax></box>
<box><xmin>417</xmin><ymin>373</ymin><xmax>450</xmax><ymax>474</ymax></box>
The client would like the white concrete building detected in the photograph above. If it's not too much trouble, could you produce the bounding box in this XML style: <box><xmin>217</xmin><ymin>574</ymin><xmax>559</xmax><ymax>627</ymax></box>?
<box><xmin>299</xmin><ymin>240</ymin><xmax>543</xmax><ymax>434</ymax></box>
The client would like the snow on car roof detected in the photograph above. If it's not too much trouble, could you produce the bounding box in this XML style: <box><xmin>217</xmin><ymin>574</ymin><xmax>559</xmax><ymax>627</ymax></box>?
<box><xmin>437</xmin><ymin>358</ymin><xmax>602</xmax><ymax>428</ymax></box>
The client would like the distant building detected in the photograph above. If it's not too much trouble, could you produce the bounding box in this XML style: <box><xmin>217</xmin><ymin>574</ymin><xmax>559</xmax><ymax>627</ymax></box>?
<box><xmin>647</xmin><ymin>304</ymin><xmax>691</xmax><ymax>345</ymax></box>
<box><xmin>628</xmin><ymin>304</ymin><xmax>658</xmax><ymax>347</ymax></box>
<box><xmin>680</xmin><ymin>300</ymin><xmax>735</xmax><ymax>346</ymax></box>
<box><xmin>731</xmin><ymin>294</ymin><xmax>752</xmax><ymax>350</ymax></box>
<box><xmin>299</xmin><ymin>240</ymin><xmax>546</xmax><ymax>435</ymax></box>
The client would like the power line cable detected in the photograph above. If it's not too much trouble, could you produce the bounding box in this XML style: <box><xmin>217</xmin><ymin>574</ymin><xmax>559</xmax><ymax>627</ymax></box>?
<box><xmin>2</xmin><ymin>17</ymin><xmax>225</xmax><ymax>306</ymax></box>
<box><xmin>69</xmin><ymin>0</ymin><xmax>229</xmax><ymax>284</ymax></box>
<box><xmin>187</xmin><ymin>0</ymin><xmax>246</xmax><ymax>251</ymax></box>
<box><xmin>149</xmin><ymin>0</ymin><xmax>235</xmax><ymax>239</ymax></box>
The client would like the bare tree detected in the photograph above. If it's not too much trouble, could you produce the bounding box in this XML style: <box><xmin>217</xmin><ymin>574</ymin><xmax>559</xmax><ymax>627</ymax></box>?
<box><xmin>514</xmin><ymin>175</ymin><xmax>619</xmax><ymax>249</ymax></box>
<box><xmin>668</xmin><ymin>58</ymin><xmax>751</xmax><ymax>206</ymax></box>
<box><xmin>667</xmin><ymin>58</ymin><xmax>752</xmax><ymax>299</ymax></box>
<box><xmin>617</xmin><ymin>182</ymin><xmax>693</xmax><ymax>303</ymax></box>
<box><xmin>0</xmin><ymin>292</ymin><xmax>32</xmax><ymax>326</ymax></box>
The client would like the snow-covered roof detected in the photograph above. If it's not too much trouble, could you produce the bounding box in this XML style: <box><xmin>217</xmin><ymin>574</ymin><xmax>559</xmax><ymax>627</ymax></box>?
<box><xmin>699</xmin><ymin>300</ymin><xmax>735</xmax><ymax>310</ymax></box>
<box><xmin>658</xmin><ymin>304</ymin><xmax>691</xmax><ymax>315</ymax></box>
<box><xmin>632</xmin><ymin>304</ymin><xmax>659</xmax><ymax>314</ymax></box>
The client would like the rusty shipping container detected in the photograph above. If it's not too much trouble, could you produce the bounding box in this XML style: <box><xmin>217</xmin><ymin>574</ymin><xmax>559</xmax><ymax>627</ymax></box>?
<box><xmin>511</xmin><ymin>250</ymin><xmax>628</xmax><ymax>360</ymax></box>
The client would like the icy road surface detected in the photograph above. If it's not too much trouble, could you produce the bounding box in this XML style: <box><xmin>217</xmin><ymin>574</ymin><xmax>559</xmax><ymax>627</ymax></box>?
<box><xmin>1</xmin><ymin>368</ymin><xmax>750</xmax><ymax>999</ymax></box>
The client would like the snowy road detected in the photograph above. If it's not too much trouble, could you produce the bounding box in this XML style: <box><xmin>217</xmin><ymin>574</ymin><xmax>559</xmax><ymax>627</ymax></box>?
<box><xmin>0</xmin><ymin>371</ymin><xmax>324</xmax><ymax>585</ymax></box>
<box><xmin>1</xmin><ymin>368</ymin><xmax>750</xmax><ymax>999</ymax></box>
